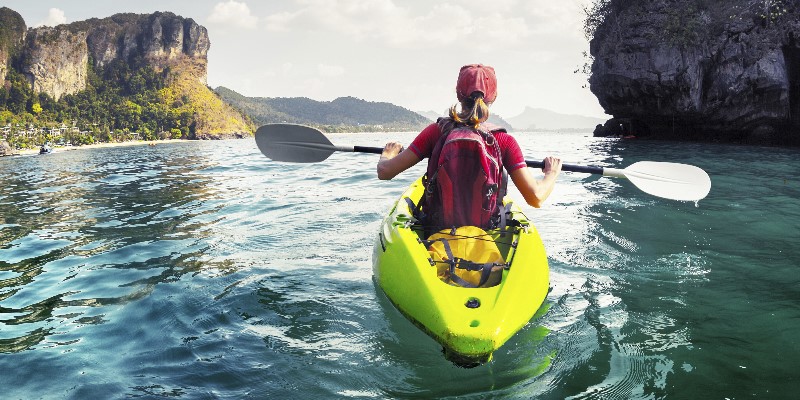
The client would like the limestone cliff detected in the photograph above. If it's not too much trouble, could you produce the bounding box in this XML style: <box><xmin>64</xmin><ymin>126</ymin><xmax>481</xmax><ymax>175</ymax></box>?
<box><xmin>83</xmin><ymin>13</ymin><xmax>210</xmax><ymax>82</ymax></box>
<box><xmin>588</xmin><ymin>0</ymin><xmax>800</xmax><ymax>144</ymax></box>
<box><xmin>0</xmin><ymin>9</ymin><xmax>251</xmax><ymax>138</ymax></box>
<box><xmin>21</xmin><ymin>27</ymin><xmax>88</xmax><ymax>101</ymax></box>
<box><xmin>20</xmin><ymin>12</ymin><xmax>210</xmax><ymax>100</ymax></box>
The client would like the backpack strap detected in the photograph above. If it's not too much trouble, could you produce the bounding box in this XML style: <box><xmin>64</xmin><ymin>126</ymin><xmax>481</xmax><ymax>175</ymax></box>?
<box><xmin>497</xmin><ymin>201</ymin><xmax>514</xmax><ymax>237</ymax></box>
<box><xmin>476</xmin><ymin>124</ymin><xmax>507</xmax><ymax>231</ymax></box>
<box><xmin>417</xmin><ymin>118</ymin><xmax>457</xmax><ymax>233</ymax></box>
<box><xmin>404</xmin><ymin>197</ymin><xmax>422</xmax><ymax>220</ymax></box>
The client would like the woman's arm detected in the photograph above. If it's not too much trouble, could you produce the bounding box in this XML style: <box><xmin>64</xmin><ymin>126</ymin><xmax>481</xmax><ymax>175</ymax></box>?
<box><xmin>509</xmin><ymin>156</ymin><xmax>562</xmax><ymax>208</ymax></box>
<box><xmin>377</xmin><ymin>142</ymin><xmax>422</xmax><ymax>180</ymax></box>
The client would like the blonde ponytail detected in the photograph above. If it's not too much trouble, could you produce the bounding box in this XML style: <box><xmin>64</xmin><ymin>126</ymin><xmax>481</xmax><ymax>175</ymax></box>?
<box><xmin>449</xmin><ymin>95</ymin><xmax>490</xmax><ymax>128</ymax></box>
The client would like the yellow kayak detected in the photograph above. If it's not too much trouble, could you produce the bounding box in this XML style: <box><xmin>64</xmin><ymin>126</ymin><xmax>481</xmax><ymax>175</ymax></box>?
<box><xmin>372</xmin><ymin>177</ymin><xmax>549</xmax><ymax>365</ymax></box>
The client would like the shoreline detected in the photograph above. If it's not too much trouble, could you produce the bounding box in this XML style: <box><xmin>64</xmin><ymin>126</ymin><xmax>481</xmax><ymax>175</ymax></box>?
<box><xmin>9</xmin><ymin>139</ymin><xmax>187</xmax><ymax>156</ymax></box>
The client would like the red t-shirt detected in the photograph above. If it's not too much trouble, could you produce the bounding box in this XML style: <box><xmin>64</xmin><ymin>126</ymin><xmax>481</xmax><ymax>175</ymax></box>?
<box><xmin>408</xmin><ymin>123</ymin><xmax>527</xmax><ymax>172</ymax></box>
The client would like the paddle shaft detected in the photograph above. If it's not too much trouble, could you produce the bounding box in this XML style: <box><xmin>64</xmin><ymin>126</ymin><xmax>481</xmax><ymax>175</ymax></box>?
<box><xmin>347</xmin><ymin>145</ymin><xmax>607</xmax><ymax>176</ymax></box>
<box><xmin>353</xmin><ymin>146</ymin><xmax>383</xmax><ymax>155</ymax></box>
<box><xmin>526</xmin><ymin>160</ymin><xmax>604</xmax><ymax>175</ymax></box>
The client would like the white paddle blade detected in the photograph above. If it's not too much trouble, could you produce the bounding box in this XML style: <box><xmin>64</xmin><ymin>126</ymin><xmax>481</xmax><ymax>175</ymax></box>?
<box><xmin>612</xmin><ymin>161</ymin><xmax>711</xmax><ymax>201</ymax></box>
<box><xmin>255</xmin><ymin>124</ymin><xmax>338</xmax><ymax>163</ymax></box>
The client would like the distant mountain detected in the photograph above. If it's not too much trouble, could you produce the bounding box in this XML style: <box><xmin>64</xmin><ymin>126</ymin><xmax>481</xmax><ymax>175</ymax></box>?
<box><xmin>216</xmin><ymin>87</ymin><xmax>430</xmax><ymax>132</ymax></box>
<box><xmin>418</xmin><ymin>110</ymin><xmax>441</xmax><ymax>121</ymax></box>
<box><xmin>506</xmin><ymin>107</ymin><xmax>606</xmax><ymax>131</ymax></box>
<box><xmin>487</xmin><ymin>114</ymin><xmax>513</xmax><ymax>131</ymax></box>
<box><xmin>416</xmin><ymin>109</ymin><xmax>513</xmax><ymax>131</ymax></box>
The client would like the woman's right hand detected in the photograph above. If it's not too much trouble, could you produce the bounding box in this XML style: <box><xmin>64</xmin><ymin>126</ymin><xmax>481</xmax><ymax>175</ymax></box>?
<box><xmin>541</xmin><ymin>156</ymin><xmax>562</xmax><ymax>176</ymax></box>
<box><xmin>381</xmin><ymin>142</ymin><xmax>404</xmax><ymax>160</ymax></box>
<box><xmin>510</xmin><ymin>156</ymin><xmax>562</xmax><ymax>208</ymax></box>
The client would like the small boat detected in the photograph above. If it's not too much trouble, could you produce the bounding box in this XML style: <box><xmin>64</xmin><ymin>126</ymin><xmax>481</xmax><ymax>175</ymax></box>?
<box><xmin>39</xmin><ymin>144</ymin><xmax>53</xmax><ymax>154</ymax></box>
<box><xmin>372</xmin><ymin>177</ymin><xmax>549</xmax><ymax>365</ymax></box>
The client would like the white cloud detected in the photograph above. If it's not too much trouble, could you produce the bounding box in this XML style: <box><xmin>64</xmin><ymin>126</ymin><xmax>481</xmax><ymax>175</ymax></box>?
<box><xmin>297</xmin><ymin>77</ymin><xmax>325</xmax><ymax>97</ymax></box>
<box><xmin>317</xmin><ymin>64</ymin><xmax>345</xmax><ymax>77</ymax></box>
<box><xmin>264</xmin><ymin>11</ymin><xmax>300</xmax><ymax>32</ymax></box>
<box><xmin>36</xmin><ymin>8</ymin><xmax>67</xmax><ymax>27</ymax></box>
<box><xmin>384</xmin><ymin>3</ymin><xmax>472</xmax><ymax>47</ymax></box>
<box><xmin>387</xmin><ymin>6</ymin><xmax>531</xmax><ymax>48</ymax></box>
<box><xmin>207</xmin><ymin>0</ymin><xmax>258</xmax><ymax>30</ymax></box>
<box><xmin>524</xmin><ymin>0</ymin><xmax>586</xmax><ymax>37</ymax></box>
<box><xmin>476</xmin><ymin>13</ymin><xmax>530</xmax><ymax>44</ymax></box>
<box><xmin>262</xmin><ymin>0</ymin><xmax>531</xmax><ymax>48</ymax></box>
<box><xmin>291</xmin><ymin>0</ymin><xmax>402</xmax><ymax>38</ymax></box>
<box><xmin>461</xmin><ymin>0</ymin><xmax>519</xmax><ymax>13</ymax></box>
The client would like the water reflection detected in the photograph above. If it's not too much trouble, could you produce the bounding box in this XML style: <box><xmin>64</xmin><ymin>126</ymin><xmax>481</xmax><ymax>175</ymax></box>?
<box><xmin>0</xmin><ymin>142</ymin><xmax>222</xmax><ymax>353</ymax></box>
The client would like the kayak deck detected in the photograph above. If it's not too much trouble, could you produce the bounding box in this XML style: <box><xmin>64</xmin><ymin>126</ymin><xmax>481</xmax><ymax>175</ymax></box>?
<box><xmin>372</xmin><ymin>178</ymin><xmax>549</xmax><ymax>364</ymax></box>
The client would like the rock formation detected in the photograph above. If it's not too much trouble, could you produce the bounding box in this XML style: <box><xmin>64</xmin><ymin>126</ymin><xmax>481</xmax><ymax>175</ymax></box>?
<box><xmin>21</xmin><ymin>27</ymin><xmax>88</xmax><ymax>101</ymax></box>
<box><xmin>588</xmin><ymin>0</ymin><xmax>800</xmax><ymax>144</ymax></box>
<box><xmin>84</xmin><ymin>13</ymin><xmax>209</xmax><ymax>81</ymax></box>
<box><xmin>16</xmin><ymin>12</ymin><xmax>210</xmax><ymax>101</ymax></box>
<box><xmin>0</xmin><ymin>140</ymin><xmax>12</xmax><ymax>156</ymax></box>
<box><xmin>0</xmin><ymin>9</ymin><xmax>251</xmax><ymax>139</ymax></box>
<box><xmin>0</xmin><ymin>7</ymin><xmax>27</xmax><ymax>83</ymax></box>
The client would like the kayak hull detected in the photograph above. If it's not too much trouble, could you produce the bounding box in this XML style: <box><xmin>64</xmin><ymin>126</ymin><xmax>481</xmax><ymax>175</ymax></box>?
<box><xmin>372</xmin><ymin>178</ymin><xmax>549</xmax><ymax>363</ymax></box>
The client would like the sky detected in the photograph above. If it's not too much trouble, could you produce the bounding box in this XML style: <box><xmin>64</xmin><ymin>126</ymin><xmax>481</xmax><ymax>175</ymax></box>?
<box><xmin>1</xmin><ymin>0</ymin><xmax>607</xmax><ymax>120</ymax></box>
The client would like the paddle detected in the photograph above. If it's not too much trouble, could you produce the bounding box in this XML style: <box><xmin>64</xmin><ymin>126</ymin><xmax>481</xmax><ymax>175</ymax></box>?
<box><xmin>254</xmin><ymin>123</ymin><xmax>711</xmax><ymax>201</ymax></box>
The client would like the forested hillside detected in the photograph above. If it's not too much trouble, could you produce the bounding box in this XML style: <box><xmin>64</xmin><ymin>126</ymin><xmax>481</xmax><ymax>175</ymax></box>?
<box><xmin>216</xmin><ymin>86</ymin><xmax>430</xmax><ymax>132</ymax></box>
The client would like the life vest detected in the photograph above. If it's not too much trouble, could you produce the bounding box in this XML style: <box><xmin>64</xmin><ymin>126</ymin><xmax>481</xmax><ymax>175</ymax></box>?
<box><xmin>419</xmin><ymin>117</ymin><xmax>508</xmax><ymax>233</ymax></box>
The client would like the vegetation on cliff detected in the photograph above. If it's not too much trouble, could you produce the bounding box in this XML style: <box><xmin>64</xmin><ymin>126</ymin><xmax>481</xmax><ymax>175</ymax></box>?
<box><xmin>0</xmin><ymin>7</ymin><xmax>25</xmax><ymax>57</ymax></box>
<box><xmin>0</xmin><ymin>56</ymin><xmax>252</xmax><ymax>149</ymax></box>
<box><xmin>585</xmin><ymin>0</ymin><xmax>798</xmax><ymax>48</ymax></box>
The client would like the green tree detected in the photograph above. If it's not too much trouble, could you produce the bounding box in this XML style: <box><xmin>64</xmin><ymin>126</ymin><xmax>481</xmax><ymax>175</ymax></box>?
<box><xmin>7</xmin><ymin>82</ymin><xmax>28</xmax><ymax>114</ymax></box>
<box><xmin>0</xmin><ymin>86</ymin><xmax>8</xmax><ymax>108</ymax></box>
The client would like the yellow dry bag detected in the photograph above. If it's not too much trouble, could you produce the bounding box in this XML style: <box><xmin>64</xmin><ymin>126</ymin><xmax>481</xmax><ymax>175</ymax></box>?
<box><xmin>427</xmin><ymin>226</ymin><xmax>505</xmax><ymax>288</ymax></box>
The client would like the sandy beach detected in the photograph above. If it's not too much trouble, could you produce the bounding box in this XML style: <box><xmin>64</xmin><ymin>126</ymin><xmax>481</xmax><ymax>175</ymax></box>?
<box><xmin>9</xmin><ymin>139</ymin><xmax>186</xmax><ymax>156</ymax></box>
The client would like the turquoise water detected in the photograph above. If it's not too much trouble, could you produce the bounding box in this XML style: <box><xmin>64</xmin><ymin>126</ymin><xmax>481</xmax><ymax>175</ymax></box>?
<box><xmin>1</xmin><ymin>133</ymin><xmax>798</xmax><ymax>398</ymax></box>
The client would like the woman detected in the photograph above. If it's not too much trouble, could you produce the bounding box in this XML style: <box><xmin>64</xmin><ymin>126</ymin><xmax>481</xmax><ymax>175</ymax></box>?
<box><xmin>377</xmin><ymin>64</ymin><xmax>561</xmax><ymax>219</ymax></box>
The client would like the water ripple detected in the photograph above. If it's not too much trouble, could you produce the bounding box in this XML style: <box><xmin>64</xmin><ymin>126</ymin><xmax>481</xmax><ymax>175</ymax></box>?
<box><xmin>1</xmin><ymin>135</ymin><xmax>798</xmax><ymax>398</ymax></box>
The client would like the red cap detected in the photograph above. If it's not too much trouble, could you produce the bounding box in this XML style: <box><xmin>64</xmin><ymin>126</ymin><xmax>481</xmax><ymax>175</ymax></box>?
<box><xmin>456</xmin><ymin>64</ymin><xmax>497</xmax><ymax>104</ymax></box>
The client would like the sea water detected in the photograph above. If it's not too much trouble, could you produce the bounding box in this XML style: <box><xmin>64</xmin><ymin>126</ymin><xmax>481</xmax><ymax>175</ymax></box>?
<box><xmin>0</xmin><ymin>133</ymin><xmax>798</xmax><ymax>398</ymax></box>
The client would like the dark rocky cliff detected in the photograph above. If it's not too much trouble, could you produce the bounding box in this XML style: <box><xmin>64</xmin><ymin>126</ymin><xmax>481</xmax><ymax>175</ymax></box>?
<box><xmin>588</xmin><ymin>0</ymin><xmax>800</xmax><ymax>144</ymax></box>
